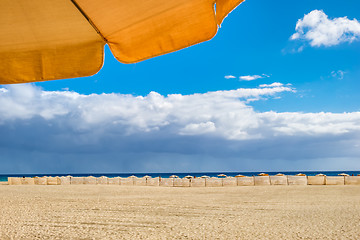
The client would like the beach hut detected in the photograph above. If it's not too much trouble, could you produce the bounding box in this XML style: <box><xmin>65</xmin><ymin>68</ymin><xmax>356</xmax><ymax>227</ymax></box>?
<box><xmin>8</xmin><ymin>177</ymin><xmax>21</xmax><ymax>185</ymax></box>
<box><xmin>345</xmin><ymin>176</ymin><xmax>360</xmax><ymax>185</ymax></box>
<box><xmin>97</xmin><ymin>176</ymin><xmax>108</xmax><ymax>185</ymax></box>
<box><xmin>287</xmin><ymin>176</ymin><xmax>307</xmax><ymax>185</ymax></box>
<box><xmin>254</xmin><ymin>176</ymin><xmax>270</xmax><ymax>186</ymax></box>
<box><xmin>121</xmin><ymin>177</ymin><xmax>135</xmax><ymax>186</ymax></box>
<box><xmin>21</xmin><ymin>177</ymin><xmax>35</xmax><ymax>185</ymax></box>
<box><xmin>237</xmin><ymin>176</ymin><xmax>255</xmax><ymax>186</ymax></box>
<box><xmin>307</xmin><ymin>175</ymin><xmax>326</xmax><ymax>185</ymax></box>
<box><xmin>71</xmin><ymin>177</ymin><xmax>85</xmax><ymax>185</ymax></box>
<box><xmin>47</xmin><ymin>177</ymin><xmax>60</xmax><ymax>185</ymax></box>
<box><xmin>146</xmin><ymin>177</ymin><xmax>160</xmax><ymax>187</ymax></box>
<box><xmin>206</xmin><ymin>177</ymin><xmax>222</xmax><ymax>187</ymax></box>
<box><xmin>84</xmin><ymin>176</ymin><xmax>97</xmax><ymax>185</ymax></box>
<box><xmin>108</xmin><ymin>177</ymin><xmax>121</xmax><ymax>185</ymax></box>
<box><xmin>222</xmin><ymin>177</ymin><xmax>237</xmax><ymax>187</ymax></box>
<box><xmin>134</xmin><ymin>177</ymin><xmax>147</xmax><ymax>186</ymax></box>
<box><xmin>59</xmin><ymin>176</ymin><xmax>71</xmax><ymax>185</ymax></box>
<box><xmin>159</xmin><ymin>178</ymin><xmax>173</xmax><ymax>187</ymax></box>
<box><xmin>325</xmin><ymin>176</ymin><xmax>345</xmax><ymax>185</ymax></box>
<box><xmin>270</xmin><ymin>175</ymin><xmax>287</xmax><ymax>185</ymax></box>
<box><xmin>34</xmin><ymin>176</ymin><xmax>47</xmax><ymax>185</ymax></box>
<box><xmin>190</xmin><ymin>178</ymin><xmax>206</xmax><ymax>187</ymax></box>
<box><xmin>141</xmin><ymin>175</ymin><xmax>152</xmax><ymax>185</ymax></box>
<box><xmin>173</xmin><ymin>178</ymin><xmax>190</xmax><ymax>187</ymax></box>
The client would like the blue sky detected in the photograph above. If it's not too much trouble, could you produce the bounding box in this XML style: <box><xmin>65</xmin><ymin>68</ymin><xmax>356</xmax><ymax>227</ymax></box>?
<box><xmin>1</xmin><ymin>0</ymin><xmax>360</xmax><ymax>173</ymax></box>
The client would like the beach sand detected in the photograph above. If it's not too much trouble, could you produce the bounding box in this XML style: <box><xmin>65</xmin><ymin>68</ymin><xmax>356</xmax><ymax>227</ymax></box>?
<box><xmin>0</xmin><ymin>185</ymin><xmax>359</xmax><ymax>239</ymax></box>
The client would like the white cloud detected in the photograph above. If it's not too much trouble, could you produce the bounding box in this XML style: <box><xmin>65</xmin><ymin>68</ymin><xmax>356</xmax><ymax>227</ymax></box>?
<box><xmin>239</xmin><ymin>75</ymin><xmax>262</xmax><ymax>81</ymax></box>
<box><xmin>180</xmin><ymin>121</ymin><xmax>216</xmax><ymax>135</ymax></box>
<box><xmin>224</xmin><ymin>75</ymin><xmax>236</xmax><ymax>79</ymax></box>
<box><xmin>2</xmin><ymin>84</ymin><xmax>359</xmax><ymax>140</ymax></box>
<box><xmin>331</xmin><ymin>70</ymin><xmax>346</xmax><ymax>80</ymax></box>
<box><xmin>1</xmin><ymin>84</ymin><xmax>360</xmax><ymax>173</ymax></box>
<box><xmin>259</xmin><ymin>111</ymin><xmax>360</xmax><ymax>136</ymax></box>
<box><xmin>0</xmin><ymin>84</ymin><xmax>293</xmax><ymax>138</ymax></box>
<box><xmin>259</xmin><ymin>82</ymin><xmax>284</xmax><ymax>88</ymax></box>
<box><xmin>291</xmin><ymin>10</ymin><xmax>360</xmax><ymax>47</ymax></box>
<box><xmin>239</xmin><ymin>74</ymin><xmax>269</xmax><ymax>81</ymax></box>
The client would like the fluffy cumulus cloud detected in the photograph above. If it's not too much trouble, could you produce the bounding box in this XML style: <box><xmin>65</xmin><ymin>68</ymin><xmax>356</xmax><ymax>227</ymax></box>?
<box><xmin>291</xmin><ymin>10</ymin><xmax>360</xmax><ymax>47</ymax></box>
<box><xmin>0</xmin><ymin>84</ymin><xmax>360</xmax><ymax>173</ymax></box>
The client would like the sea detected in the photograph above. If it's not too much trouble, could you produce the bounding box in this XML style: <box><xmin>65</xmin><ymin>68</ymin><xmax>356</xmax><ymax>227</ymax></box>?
<box><xmin>1</xmin><ymin>171</ymin><xmax>360</xmax><ymax>182</ymax></box>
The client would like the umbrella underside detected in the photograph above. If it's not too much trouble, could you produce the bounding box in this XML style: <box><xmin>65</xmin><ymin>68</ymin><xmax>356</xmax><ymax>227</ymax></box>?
<box><xmin>0</xmin><ymin>0</ymin><xmax>244</xmax><ymax>84</ymax></box>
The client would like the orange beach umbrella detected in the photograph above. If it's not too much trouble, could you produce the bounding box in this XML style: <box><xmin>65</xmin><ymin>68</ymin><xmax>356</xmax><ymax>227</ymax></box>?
<box><xmin>235</xmin><ymin>174</ymin><xmax>245</xmax><ymax>177</ymax></box>
<box><xmin>0</xmin><ymin>0</ymin><xmax>244</xmax><ymax>84</ymax></box>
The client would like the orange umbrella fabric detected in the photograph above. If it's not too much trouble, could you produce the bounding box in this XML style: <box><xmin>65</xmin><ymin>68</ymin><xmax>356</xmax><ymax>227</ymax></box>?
<box><xmin>0</xmin><ymin>0</ymin><xmax>244</xmax><ymax>84</ymax></box>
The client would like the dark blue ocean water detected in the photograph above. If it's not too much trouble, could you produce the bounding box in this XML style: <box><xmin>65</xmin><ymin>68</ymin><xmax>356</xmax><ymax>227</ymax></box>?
<box><xmin>1</xmin><ymin>171</ymin><xmax>359</xmax><ymax>182</ymax></box>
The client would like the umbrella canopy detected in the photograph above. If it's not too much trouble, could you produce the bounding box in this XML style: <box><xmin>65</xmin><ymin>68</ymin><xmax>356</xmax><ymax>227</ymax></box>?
<box><xmin>315</xmin><ymin>173</ymin><xmax>326</xmax><ymax>176</ymax></box>
<box><xmin>201</xmin><ymin>175</ymin><xmax>210</xmax><ymax>178</ymax></box>
<box><xmin>142</xmin><ymin>175</ymin><xmax>151</xmax><ymax>178</ymax></box>
<box><xmin>338</xmin><ymin>173</ymin><xmax>349</xmax><ymax>176</ymax></box>
<box><xmin>184</xmin><ymin>175</ymin><xmax>193</xmax><ymax>179</ymax></box>
<box><xmin>258</xmin><ymin>173</ymin><xmax>269</xmax><ymax>176</ymax></box>
<box><xmin>275</xmin><ymin>173</ymin><xmax>285</xmax><ymax>176</ymax></box>
<box><xmin>0</xmin><ymin>0</ymin><xmax>245</xmax><ymax>84</ymax></box>
<box><xmin>235</xmin><ymin>174</ymin><xmax>245</xmax><ymax>177</ymax></box>
<box><xmin>296</xmin><ymin>173</ymin><xmax>306</xmax><ymax>176</ymax></box>
<box><xmin>169</xmin><ymin>175</ymin><xmax>179</xmax><ymax>178</ymax></box>
<box><xmin>217</xmin><ymin>174</ymin><xmax>227</xmax><ymax>177</ymax></box>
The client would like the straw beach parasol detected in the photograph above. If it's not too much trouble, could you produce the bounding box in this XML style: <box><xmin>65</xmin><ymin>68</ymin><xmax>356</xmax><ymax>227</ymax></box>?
<box><xmin>1</xmin><ymin>0</ymin><xmax>245</xmax><ymax>84</ymax></box>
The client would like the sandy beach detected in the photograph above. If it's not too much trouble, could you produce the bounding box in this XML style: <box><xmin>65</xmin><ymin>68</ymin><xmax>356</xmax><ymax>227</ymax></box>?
<box><xmin>0</xmin><ymin>185</ymin><xmax>359</xmax><ymax>239</ymax></box>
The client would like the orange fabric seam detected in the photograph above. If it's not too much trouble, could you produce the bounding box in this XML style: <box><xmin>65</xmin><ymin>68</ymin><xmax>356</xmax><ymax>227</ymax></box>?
<box><xmin>71</xmin><ymin>0</ymin><xmax>107</xmax><ymax>42</ymax></box>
